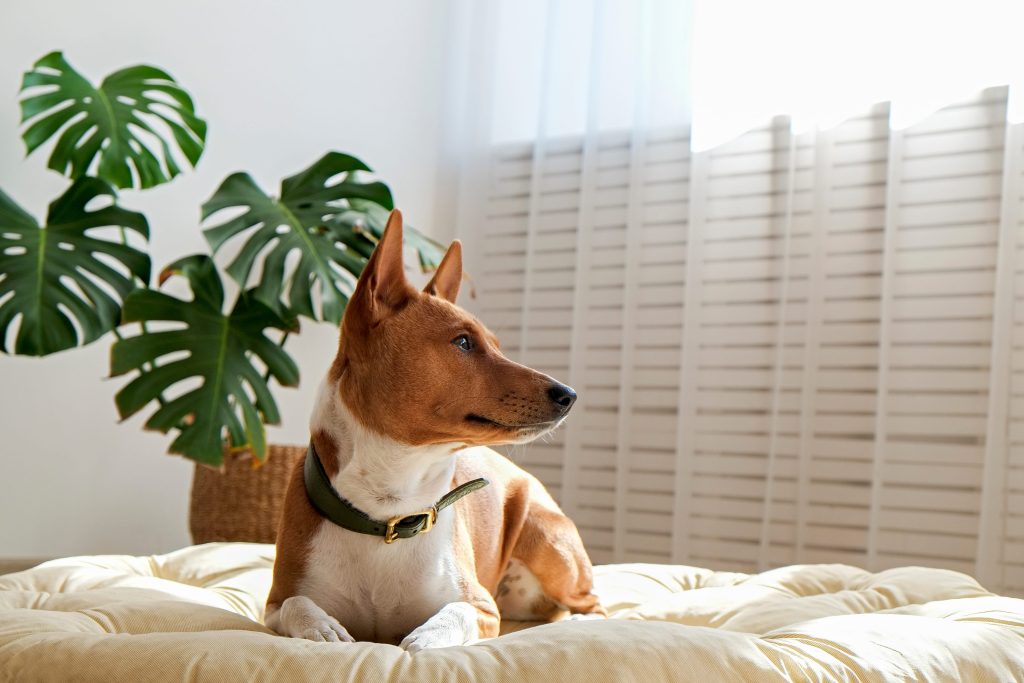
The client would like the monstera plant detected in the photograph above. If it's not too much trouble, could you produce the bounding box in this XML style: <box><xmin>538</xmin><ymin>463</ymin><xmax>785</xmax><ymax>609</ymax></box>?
<box><xmin>0</xmin><ymin>52</ymin><xmax>444</xmax><ymax>465</ymax></box>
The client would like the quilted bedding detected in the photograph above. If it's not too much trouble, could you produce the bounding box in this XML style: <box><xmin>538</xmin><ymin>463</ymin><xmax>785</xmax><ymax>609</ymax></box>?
<box><xmin>1</xmin><ymin>543</ymin><xmax>1023</xmax><ymax>682</ymax></box>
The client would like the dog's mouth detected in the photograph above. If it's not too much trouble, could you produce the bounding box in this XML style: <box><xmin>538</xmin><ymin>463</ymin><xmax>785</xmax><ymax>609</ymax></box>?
<box><xmin>465</xmin><ymin>413</ymin><xmax>560</xmax><ymax>432</ymax></box>
<box><xmin>465</xmin><ymin>413</ymin><xmax>503</xmax><ymax>427</ymax></box>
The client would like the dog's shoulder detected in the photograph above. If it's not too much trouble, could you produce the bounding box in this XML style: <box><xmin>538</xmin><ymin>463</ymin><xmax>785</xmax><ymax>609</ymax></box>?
<box><xmin>453</xmin><ymin>446</ymin><xmax>562</xmax><ymax>516</ymax></box>
<box><xmin>455</xmin><ymin>446</ymin><xmax>527</xmax><ymax>481</ymax></box>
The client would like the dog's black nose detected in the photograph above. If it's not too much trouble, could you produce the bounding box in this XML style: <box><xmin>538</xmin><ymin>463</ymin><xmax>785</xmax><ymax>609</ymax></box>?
<box><xmin>548</xmin><ymin>383</ymin><xmax>577</xmax><ymax>412</ymax></box>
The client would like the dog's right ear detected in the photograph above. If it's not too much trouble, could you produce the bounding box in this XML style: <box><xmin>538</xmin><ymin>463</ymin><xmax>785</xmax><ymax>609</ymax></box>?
<box><xmin>423</xmin><ymin>240</ymin><xmax>462</xmax><ymax>303</ymax></box>
<box><xmin>346</xmin><ymin>209</ymin><xmax>414</xmax><ymax>328</ymax></box>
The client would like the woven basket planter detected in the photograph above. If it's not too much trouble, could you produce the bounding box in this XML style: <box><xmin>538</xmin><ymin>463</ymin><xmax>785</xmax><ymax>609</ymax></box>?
<box><xmin>189</xmin><ymin>444</ymin><xmax>305</xmax><ymax>544</ymax></box>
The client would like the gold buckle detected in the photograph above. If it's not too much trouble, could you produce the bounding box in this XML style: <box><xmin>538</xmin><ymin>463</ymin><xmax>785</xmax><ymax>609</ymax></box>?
<box><xmin>384</xmin><ymin>507</ymin><xmax>437</xmax><ymax>544</ymax></box>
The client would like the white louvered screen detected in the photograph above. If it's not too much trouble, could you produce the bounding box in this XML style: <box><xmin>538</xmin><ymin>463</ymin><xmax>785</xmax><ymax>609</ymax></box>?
<box><xmin>464</xmin><ymin>86</ymin><xmax>1024</xmax><ymax>594</ymax></box>
<box><xmin>999</xmin><ymin>93</ymin><xmax>1024</xmax><ymax>594</ymax></box>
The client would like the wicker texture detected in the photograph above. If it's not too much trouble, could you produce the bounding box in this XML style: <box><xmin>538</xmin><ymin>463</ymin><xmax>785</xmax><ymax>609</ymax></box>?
<box><xmin>189</xmin><ymin>444</ymin><xmax>305</xmax><ymax>544</ymax></box>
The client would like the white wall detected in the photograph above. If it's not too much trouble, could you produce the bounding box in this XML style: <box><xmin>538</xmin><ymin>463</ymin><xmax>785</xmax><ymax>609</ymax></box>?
<box><xmin>0</xmin><ymin>0</ymin><xmax>456</xmax><ymax>559</ymax></box>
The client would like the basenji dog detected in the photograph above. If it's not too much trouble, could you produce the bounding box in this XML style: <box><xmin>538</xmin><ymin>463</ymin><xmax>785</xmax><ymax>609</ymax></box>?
<box><xmin>265</xmin><ymin>210</ymin><xmax>604</xmax><ymax>651</ymax></box>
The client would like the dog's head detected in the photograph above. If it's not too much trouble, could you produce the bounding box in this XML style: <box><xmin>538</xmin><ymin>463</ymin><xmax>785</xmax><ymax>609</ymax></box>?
<box><xmin>331</xmin><ymin>210</ymin><xmax>576</xmax><ymax>447</ymax></box>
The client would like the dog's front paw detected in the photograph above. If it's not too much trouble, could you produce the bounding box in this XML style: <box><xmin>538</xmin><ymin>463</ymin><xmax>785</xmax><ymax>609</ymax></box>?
<box><xmin>298</xmin><ymin>614</ymin><xmax>354</xmax><ymax>643</ymax></box>
<box><xmin>400</xmin><ymin>602</ymin><xmax>479</xmax><ymax>653</ymax></box>
<box><xmin>565</xmin><ymin>612</ymin><xmax>607</xmax><ymax>621</ymax></box>
<box><xmin>270</xmin><ymin>595</ymin><xmax>354</xmax><ymax>643</ymax></box>
<box><xmin>400</xmin><ymin>627</ymin><xmax>460</xmax><ymax>653</ymax></box>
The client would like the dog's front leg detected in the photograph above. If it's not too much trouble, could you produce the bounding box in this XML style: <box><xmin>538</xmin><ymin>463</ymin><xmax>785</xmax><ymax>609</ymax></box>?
<box><xmin>266</xmin><ymin>595</ymin><xmax>354</xmax><ymax>643</ymax></box>
<box><xmin>400</xmin><ymin>595</ymin><xmax>499</xmax><ymax>653</ymax></box>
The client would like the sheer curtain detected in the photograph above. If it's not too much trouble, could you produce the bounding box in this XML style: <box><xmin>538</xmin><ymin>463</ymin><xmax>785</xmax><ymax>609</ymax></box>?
<box><xmin>446</xmin><ymin>0</ymin><xmax>1024</xmax><ymax>595</ymax></box>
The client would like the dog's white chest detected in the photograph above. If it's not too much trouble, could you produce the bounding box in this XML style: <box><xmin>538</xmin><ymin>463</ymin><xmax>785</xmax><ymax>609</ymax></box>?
<box><xmin>299</xmin><ymin>517</ymin><xmax>463</xmax><ymax>643</ymax></box>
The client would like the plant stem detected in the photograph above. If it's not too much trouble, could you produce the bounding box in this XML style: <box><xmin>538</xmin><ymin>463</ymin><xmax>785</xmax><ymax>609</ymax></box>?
<box><xmin>113</xmin><ymin>228</ymin><xmax>167</xmax><ymax>407</ymax></box>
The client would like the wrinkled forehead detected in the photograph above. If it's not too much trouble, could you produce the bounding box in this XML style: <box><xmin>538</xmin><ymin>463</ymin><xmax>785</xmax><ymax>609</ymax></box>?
<box><xmin>399</xmin><ymin>294</ymin><xmax>501</xmax><ymax>347</ymax></box>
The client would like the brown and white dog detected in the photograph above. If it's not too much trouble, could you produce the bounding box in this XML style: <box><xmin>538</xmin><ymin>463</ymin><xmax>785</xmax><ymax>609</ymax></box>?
<box><xmin>265</xmin><ymin>210</ymin><xmax>604</xmax><ymax>651</ymax></box>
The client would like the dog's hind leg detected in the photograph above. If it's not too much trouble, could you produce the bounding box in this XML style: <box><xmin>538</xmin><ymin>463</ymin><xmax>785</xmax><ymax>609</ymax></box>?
<box><xmin>499</xmin><ymin>500</ymin><xmax>606</xmax><ymax>620</ymax></box>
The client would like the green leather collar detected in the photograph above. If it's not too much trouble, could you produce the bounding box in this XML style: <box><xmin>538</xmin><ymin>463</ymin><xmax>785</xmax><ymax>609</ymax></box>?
<box><xmin>303</xmin><ymin>443</ymin><xmax>489</xmax><ymax>543</ymax></box>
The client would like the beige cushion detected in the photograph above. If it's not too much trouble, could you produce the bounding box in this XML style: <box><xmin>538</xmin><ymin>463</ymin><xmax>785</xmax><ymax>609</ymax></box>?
<box><xmin>2</xmin><ymin>543</ymin><xmax>1023</xmax><ymax>681</ymax></box>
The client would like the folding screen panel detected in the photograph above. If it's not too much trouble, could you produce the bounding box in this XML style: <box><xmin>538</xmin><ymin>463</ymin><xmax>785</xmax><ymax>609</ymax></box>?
<box><xmin>465</xmin><ymin>87</ymin><xmax>1024</xmax><ymax>593</ymax></box>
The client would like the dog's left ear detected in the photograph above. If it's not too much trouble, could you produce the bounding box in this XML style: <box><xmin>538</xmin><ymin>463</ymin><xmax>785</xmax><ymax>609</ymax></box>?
<box><xmin>423</xmin><ymin>240</ymin><xmax>462</xmax><ymax>303</ymax></box>
<box><xmin>348</xmin><ymin>209</ymin><xmax>414</xmax><ymax>327</ymax></box>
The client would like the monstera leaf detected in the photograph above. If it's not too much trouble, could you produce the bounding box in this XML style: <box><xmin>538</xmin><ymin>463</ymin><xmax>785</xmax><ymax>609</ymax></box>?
<box><xmin>329</xmin><ymin>198</ymin><xmax>446</xmax><ymax>271</ymax></box>
<box><xmin>20</xmin><ymin>51</ymin><xmax>206</xmax><ymax>189</ymax></box>
<box><xmin>111</xmin><ymin>255</ymin><xmax>299</xmax><ymax>465</ymax></box>
<box><xmin>201</xmin><ymin>152</ymin><xmax>394</xmax><ymax>324</ymax></box>
<box><xmin>0</xmin><ymin>178</ymin><xmax>150</xmax><ymax>356</ymax></box>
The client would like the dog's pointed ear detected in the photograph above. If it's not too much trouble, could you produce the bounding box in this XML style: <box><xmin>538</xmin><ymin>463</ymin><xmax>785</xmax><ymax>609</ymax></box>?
<box><xmin>348</xmin><ymin>209</ymin><xmax>413</xmax><ymax>325</ymax></box>
<box><xmin>423</xmin><ymin>240</ymin><xmax>462</xmax><ymax>303</ymax></box>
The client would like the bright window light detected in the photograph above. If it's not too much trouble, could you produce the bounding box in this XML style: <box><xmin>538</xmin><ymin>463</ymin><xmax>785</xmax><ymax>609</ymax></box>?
<box><xmin>692</xmin><ymin>0</ymin><xmax>1024</xmax><ymax>149</ymax></box>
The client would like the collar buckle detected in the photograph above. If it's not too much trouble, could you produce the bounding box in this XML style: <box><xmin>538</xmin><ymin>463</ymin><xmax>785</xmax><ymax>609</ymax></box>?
<box><xmin>384</xmin><ymin>506</ymin><xmax>437</xmax><ymax>544</ymax></box>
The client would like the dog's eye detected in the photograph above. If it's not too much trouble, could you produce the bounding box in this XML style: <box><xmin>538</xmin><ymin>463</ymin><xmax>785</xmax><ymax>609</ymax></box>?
<box><xmin>452</xmin><ymin>335</ymin><xmax>474</xmax><ymax>352</ymax></box>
